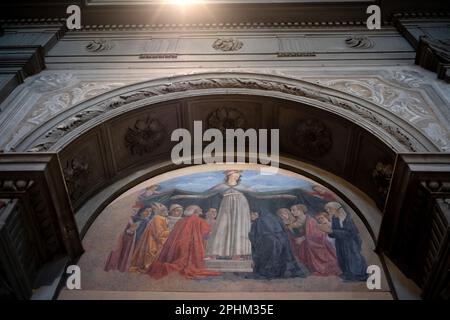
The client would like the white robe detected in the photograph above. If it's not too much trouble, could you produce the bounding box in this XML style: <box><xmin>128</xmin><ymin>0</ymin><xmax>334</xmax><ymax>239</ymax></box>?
<box><xmin>206</xmin><ymin>184</ymin><xmax>252</xmax><ymax>257</ymax></box>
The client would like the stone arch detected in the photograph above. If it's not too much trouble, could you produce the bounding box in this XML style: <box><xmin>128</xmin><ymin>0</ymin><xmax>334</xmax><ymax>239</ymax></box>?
<box><xmin>15</xmin><ymin>71</ymin><xmax>437</xmax><ymax>153</ymax></box>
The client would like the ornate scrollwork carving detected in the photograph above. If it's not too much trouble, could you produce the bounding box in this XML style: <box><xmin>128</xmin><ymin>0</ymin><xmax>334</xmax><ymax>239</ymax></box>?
<box><xmin>372</xmin><ymin>162</ymin><xmax>393</xmax><ymax>198</ymax></box>
<box><xmin>291</xmin><ymin>118</ymin><xmax>332</xmax><ymax>157</ymax></box>
<box><xmin>124</xmin><ymin>117</ymin><xmax>166</xmax><ymax>156</ymax></box>
<box><xmin>32</xmin><ymin>73</ymin><xmax>75</xmax><ymax>93</ymax></box>
<box><xmin>212</xmin><ymin>38</ymin><xmax>243</xmax><ymax>52</ymax></box>
<box><xmin>345</xmin><ymin>36</ymin><xmax>374</xmax><ymax>49</ymax></box>
<box><xmin>27</xmin><ymin>76</ymin><xmax>422</xmax><ymax>153</ymax></box>
<box><xmin>207</xmin><ymin>107</ymin><xmax>247</xmax><ymax>132</ymax></box>
<box><xmin>85</xmin><ymin>39</ymin><xmax>115</xmax><ymax>52</ymax></box>
<box><xmin>30</xmin><ymin>109</ymin><xmax>105</xmax><ymax>151</ymax></box>
<box><xmin>28</xmin><ymin>142</ymin><xmax>54</xmax><ymax>152</ymax></box>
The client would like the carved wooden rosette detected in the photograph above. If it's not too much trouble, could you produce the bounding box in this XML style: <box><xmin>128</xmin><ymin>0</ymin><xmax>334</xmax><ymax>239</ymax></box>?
<box><xmin>290</xmin><ymin>118</ymin><xmax>332</xmax><ymax>157</ymax></box>
<box><xmin>207</xmin><ymin>107</ymin><xmax>248</xmax><ymax>133</ymax></box>
<box><xmin>124</xmin><ymin>117</ymin><xmax>166</xmax><ymax>156</ymax></box>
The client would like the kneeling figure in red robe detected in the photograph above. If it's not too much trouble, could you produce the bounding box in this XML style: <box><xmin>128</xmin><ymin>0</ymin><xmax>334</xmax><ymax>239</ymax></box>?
<box><xmin>148</xmin><ymin>205</ymin><xmax>221</xmax><ymax>280</ymax></box>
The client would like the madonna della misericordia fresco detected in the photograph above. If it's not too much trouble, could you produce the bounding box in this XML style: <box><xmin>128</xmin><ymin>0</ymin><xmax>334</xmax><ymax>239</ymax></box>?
<box><xmin>76</xmin><ymin>165</ymin><xmax>389</xmax><ymax>295</ymax></box>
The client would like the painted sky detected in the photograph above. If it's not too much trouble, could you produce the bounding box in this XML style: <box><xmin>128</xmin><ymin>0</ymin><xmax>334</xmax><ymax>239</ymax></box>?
<box><xmin>154</xmin><ymin>170</ymin><xmax>314</xmax><ymax>192</ymax></box>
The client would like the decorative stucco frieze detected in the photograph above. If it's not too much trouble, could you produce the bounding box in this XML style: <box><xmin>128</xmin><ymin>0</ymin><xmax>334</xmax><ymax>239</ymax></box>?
<box><xmin>0</xmin><ymin>73</ymin><xmax>127</xmax><ymax>152</ymax></box>
<box><xmin>31</xmin><ymin>73</ymin><xmax>76</xmax><ymax>93</ymax></box>
<box><xmin>22</xmin><ymin>75</ymin><xmax>425</xmax><ymax>153</ymax></box>
<box><xmin>386</xmin><ymin>70</ymin><xmax>427</xmax><ymax>89</ymax></box>
<box><xmin>2</xmin><ymin>67</ymin><xmax>448</xmax><ymax>155</ymax></box>
<box><xmin>313</xmin><ymin>77</ymin><xmax>450</xmax><ymax>151</ymax></box>
<box><xmin>26</xmin><ymin>81</ymin><xmax>126</xmax><ymax>126</ymax></box>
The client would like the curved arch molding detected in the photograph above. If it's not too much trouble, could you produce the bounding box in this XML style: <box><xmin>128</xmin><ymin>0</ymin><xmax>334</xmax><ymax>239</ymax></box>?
<box><xmin>18</xmin><ymin>72</ymin><xmax>437</xmax><ymax>153</ymax></box>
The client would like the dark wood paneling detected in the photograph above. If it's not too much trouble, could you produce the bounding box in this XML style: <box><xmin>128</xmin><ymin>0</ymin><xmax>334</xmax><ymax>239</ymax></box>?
<box><xmin>278</xmin><ymin>101</ymin><xmax>352</xmax><ymax>177</ymax></box>
<box><xmin>0</xmin><ymin>153</ymin><xmax>83</xmax><ymax>299</ymax></box>
<box><xmin>378</xmin><ymin>153</ymin><xmax>450</xmax><ymax>298</ymax></box>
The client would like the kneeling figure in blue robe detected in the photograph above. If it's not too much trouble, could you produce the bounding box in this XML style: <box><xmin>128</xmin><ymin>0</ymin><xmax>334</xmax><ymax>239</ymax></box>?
<box><xmin>324</xmin><ymin>202</ymin><xmax>368</xmax><ymax>282</ymax></box>
<box><xmin>248</xmin><ymin>211</ymin><xmax>309</xmax><ymax>279</ymax></box>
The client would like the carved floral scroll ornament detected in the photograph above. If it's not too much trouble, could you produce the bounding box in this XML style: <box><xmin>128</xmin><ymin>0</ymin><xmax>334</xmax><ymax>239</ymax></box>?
<box><xmin>345</xmin><ymin>36</ymin><xmax>374</xmax><ymax>49</ymax></box>
<box><xmin>86</xmin><ymin>39</ymin><xmax>115</xmax><ymax>53</ymax></box>
<box><xmin>314</xmin><ymin>77</ymin><xmax>450</xmax><ymax>151</ymax></box>
<box><xmin>31</xmin><ymin>73</ymin><xmax>75</xmax><ymax>93</ymax></box>
<box><xmin>26</xmin><ymin>81</ymin><xmax>126</xmax><ymax>126</ymax></box>
<box><xmin>212</xmin><ymin>38</ymin><xmax>243</xmax><ymax>52</ymax></box>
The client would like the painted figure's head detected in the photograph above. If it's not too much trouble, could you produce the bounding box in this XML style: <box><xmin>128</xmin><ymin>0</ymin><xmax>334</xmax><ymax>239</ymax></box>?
<box><xmin>141</xmin><ymin>207</ymin><xmax>152</xmax><ymax>218</ymax></box>
<box><xmin>250</xmin><ymin>211</ymin><xmax>259</xmax><ymax>221</ymax></box>
<box><xmin>277</xmin><ymin>208</ymin><xmax>293</xmax><ymax>225</ymax></box>
<box><xmin>315</xmin><ymin>212</ymin><xmax>330</xmax><ymax>224</ymax></box>
<box><xmin>206</xmin><ymin>208</ymin><xmax>218</xmax><ymax>219</ymax></box>
<box><xmin>152</xmin><ymin>202</ymin><xmax>168</xmax><ymax>216</ymax></box>
<box><xmin>169</xmin><ymin>204</ymin><xmax>183</xmax><ymax>217</ymax></box>
<box><xmin>325</xmin><ymin>202</ymin><xmax>344</xmax><ymax>217</ymax></box>
<box><xmin>290</xmin><ymin>204</ymin><xmax>307</xmax><ymax>225</ymax></box>
<box><xmin>224</xmin><ymin>170</ymin><xmax>242</xmax><ymax>185</ymax></box>
<box><xmin>184</xmin><ymin>205</ymin><xmax>202</xmax><ymax>217</ymax></box>
<box><xmin>290</xmin><ymin>204</ymin><xmax>307</xmax><ymax>218</ymax></box>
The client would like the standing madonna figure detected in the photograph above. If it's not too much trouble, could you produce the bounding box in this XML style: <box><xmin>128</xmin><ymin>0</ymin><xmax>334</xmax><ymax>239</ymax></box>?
<box><xmin>206</xmin><ymin>170</ymin><xmax>252</xmax><ymax>259</ymax></box>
